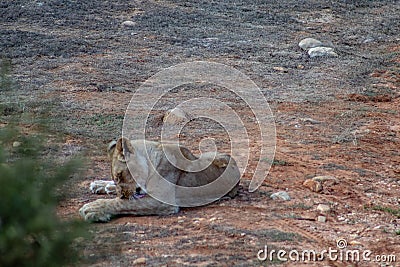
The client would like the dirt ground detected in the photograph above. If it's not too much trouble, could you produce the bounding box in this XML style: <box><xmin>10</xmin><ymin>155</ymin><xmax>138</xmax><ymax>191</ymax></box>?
<box><xmin>1</xmin><ymin>0</ymin><xmax>399</xmax><ymax>266</ymax></box>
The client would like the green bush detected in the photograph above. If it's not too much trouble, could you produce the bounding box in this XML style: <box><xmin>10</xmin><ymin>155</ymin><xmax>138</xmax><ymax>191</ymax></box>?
<box><xmin>0</xmin><ymin>58</ymin><xmax>88</xmax><ymax>267</ymax></box>
<box><xmin>0</xmin><ymin>58</ymin><xmax>13</xmax><ymax>91</ymax></box>
<box><xmin>0</xmin><ymin>126</ymin><xmax>87</xmax><ymax>267</ymax></box>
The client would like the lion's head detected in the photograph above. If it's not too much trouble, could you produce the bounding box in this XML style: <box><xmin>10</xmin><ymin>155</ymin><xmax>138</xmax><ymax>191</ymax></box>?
<box><xmin>107</xmin><ymin>138</ymin><xmax>146</xmax><ymax>199</ymax></box>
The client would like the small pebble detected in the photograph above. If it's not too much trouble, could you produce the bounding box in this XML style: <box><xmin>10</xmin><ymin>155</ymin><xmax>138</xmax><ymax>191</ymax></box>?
<box><xmin>12</xmin><ymin>141</ymin><xmax>21</xmax><ymax>147</ymax></box>
<box><xmin>317</xmin><ymin>204</ymin><xmax>331</xmax><ymax>213</ymax></box>
<box><xmin>122</xmin><ymin>20</ymin><xmax>136</xmax><ymax>27</ymax></box>
<box><xmin>349</xmin><ymin>240</ymin><xmax>362</xmax><ymax>246</ymax></box>
<box><xmin>317</xmin><ymin>215</ymin><xmax>327</xmax><ymax>223</ymax></box>
<box><xmin>272</xmin><ymin>66</ymin><xmax>288</xmax><ymax>73</ymax></box>
<box><xmin>270</xmin><ymin>191</ymin><xmax>291</xmax><ymax>201</ymax></box>
<box><xmin>301</xmin><ymin>118</ymin><xmax>321</xmax><ymax>124</ymax></box>
<box><xmin>303</xmin><ymin>179</ymin><xmax>323</xmax><ymax>193</ymax></box>
<box><xmin>132</xmin><ymin>257</ymin><xmax>146</xmax><ymax>265</ymax></box>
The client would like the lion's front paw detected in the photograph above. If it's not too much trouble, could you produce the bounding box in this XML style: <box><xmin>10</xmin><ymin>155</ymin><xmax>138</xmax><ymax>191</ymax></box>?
<box><xmin>105</xmin><ymin>183</ymin><xmax>117</xmax><ymax>195</ymax></box>
<box><xmin>79</xmin><ymin>200</ymin><xmax>112</xmax><ymax>222</ymax></box>
<box><xmin>90</xmin><ymin>180</ymin><xmax>116</xmax><ymax>195</ymax></box>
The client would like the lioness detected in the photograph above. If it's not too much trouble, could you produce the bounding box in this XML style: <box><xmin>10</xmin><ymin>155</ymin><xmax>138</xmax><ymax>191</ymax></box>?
<box><xmin>79</xmin><ymin>138</ymin><xmax>240</xmax><ymax>222</ymax></box>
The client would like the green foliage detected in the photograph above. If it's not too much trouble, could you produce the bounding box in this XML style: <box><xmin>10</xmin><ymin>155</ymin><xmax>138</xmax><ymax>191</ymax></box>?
<box><xmin>371</xmin><ymin>205</ymin><xmax>400</xmax><ymax>218</ymax></box>
<box><xmin>0</xmin><ymin>58</ymin><xmax>13</xmax><ymax>91</ymax></box>
<box><xmin>0</xmin><ymin>59</ymin><xmax>88</xmax><ymax>267</ymax></box>
<box><xmin>0</xmin><ymin>125</ymin><xmax>84</xmax><ymax>266</ymax></box>
<box><xmin>0</xmin><ymin>126</ymin><xmax>87</xmax><ymax>267</ymax></box>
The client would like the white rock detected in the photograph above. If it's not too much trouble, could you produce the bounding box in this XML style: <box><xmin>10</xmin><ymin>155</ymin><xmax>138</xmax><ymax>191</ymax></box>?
<box><xmin>163</xmin><ymin>107</ymin><xmax>193</xmax><ymax>125</ymax></box>
<box><xmin>317</xmin><ymin>204</ymin><xmax>331</xmax><ymax>213</ymax></box>
<box><xmin>299</xmin><ymin>38</ymin><xmax>323</xmax><ymax>50</ymax></box>
<box><xmin>12</xmin><ymin>141</ymin><xmax>21</xmax><ymax>147</ymax></box>
<box><xmin>317</xmin><ymin>215</ymin><xmax>327</xmax><ymax>223</ymax></box>
<box><xmin>308</xmin><ymin>47</ymin><xmax>338</xmax><ymax>58</ymax></box>
<box><xmin>300</xmin><ymin>117</ymin><xmax>321</xmax><ymax>124</ymax></box>
<box><xmin>122</xmin><ymin>20</ymin><xmax>136</xmax><ymax>27</ymax></box>
<box><xmin>132</xmin><ymin>257</ymin><xmax>146</xmax><ymax>265</ymax></box>
<box><xmin>270</xmin><ymin>191</ymin><xmax>291</xmax><ymax>201</ymax></box>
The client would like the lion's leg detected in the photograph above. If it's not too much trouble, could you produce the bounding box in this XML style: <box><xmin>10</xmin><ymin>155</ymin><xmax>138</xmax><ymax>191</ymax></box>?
<box><xmin>89</xmin><ymin>180</ymin><xmax>116</xmax><ymax>195</ymax></box>
<box><xmin>79</xmin><ymin>197</ymin><xmax>179</xmax><ymax>222</ymax></box>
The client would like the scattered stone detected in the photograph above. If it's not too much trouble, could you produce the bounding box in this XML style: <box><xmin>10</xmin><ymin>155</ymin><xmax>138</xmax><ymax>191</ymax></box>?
<box><xmin>317</xmin><ymin>215</ymin><xmax>327</xmax><ymax>223</ymax></box>
<box><xmin>308</xmin><ymin>47</ymin><xmax>338</xmax><ymax>58</ymax></box>
<box><xmin>347</xmin><ymin>93</ymin><xmax>392</xmax><ymax>103</ymax></box>
<box><xmin>122</xmin><ymin>20</ymin><xmax>136</xmax><ymax>27</ymax></box>
<box><xmin>272</xmin><ymin>66</ymin><xmax>288</xmax><ymax>73</ymax></box>
<box><xmin>12</xmin><ymin>141</ymin><xmax>21</xmax><ymax>147</ymax></box>
<box><xmin>298</xmin><ymin>38</ymin><xmax>323</xmax><ymax>50</ymax></box>
<box><xmin>349</xmin><ymin>240</ymin><xmax>362</xmax><ymax>246</ymax></box>
<box><xmin>177</xmin><ymin>216</ymin><xmax>185</xmax><ymax>223</ymax></box>
<box><xmin>363</xmin><ymin>38</ymin><xmax>374</xmax><ymax>43</ymax></box>
<box><xmin>317</xmin><ymin>204</ymin><xmax>331</xmax><ymax>213</ymax></box>
<box><xmin>303</xmin><ymin>179</ymin><xmax>323</xmax><ymax>193</ymax></box>
<box><xmin>132</xmin><ymin>257</ymin><xmax>146</xmax><ymax>265</ymax></box>
<box><xmin>300</xmin><ymin>117</ymin><xmax>321</xmax><ymax>124</ymax></box>
<box><xmin>270</xmin><ymin>191</ymin><xmax>291</xmax><ymax>201</ymax></box>
<box><xmin>312</xmin><ymin>176</ymin><xmax>338</xmax><ymax>187</ymax></box>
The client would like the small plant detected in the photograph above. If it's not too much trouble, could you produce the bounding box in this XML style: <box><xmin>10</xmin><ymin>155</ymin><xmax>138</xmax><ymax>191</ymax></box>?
<box><xmin>0</xmin><ymin>58</ymin><xmax>13</xmax><ymax>91</ymax></box>
<box><xmin>0</xmin><ymin>59</ymin><xmax>88</xmax><ymax>267</ymax></box>
<box><xmin>0</xmin><ymin>126</ymin><xmax>87</xmax><ymax>267</ymax></box>
<box><xmin>366</xmin><ymin>205</ymin><xmax>400</xmax><ymax>218</ymax></box>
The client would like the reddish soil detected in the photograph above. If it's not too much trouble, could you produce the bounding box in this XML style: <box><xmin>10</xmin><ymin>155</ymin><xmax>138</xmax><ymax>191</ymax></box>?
<box><xmin>1</xmin><ymin>1</ymin><xmax>399</xmax><ymax>266</ymax></box>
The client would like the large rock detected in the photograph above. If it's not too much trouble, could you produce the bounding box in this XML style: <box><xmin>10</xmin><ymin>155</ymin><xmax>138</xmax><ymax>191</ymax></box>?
<box><xmin>163</xmin><ymin>107</ymin><xmax>193</xmax><ymax>125</ymax></box>
<box><xmin>308</xmin><ymin>47</ymin><xmax>338</xmax><ymax>58</ymax></box>
<box><xmin>299</xmin><ymin>38</ymin><xmax>323</xmax><ymax>50</ymax></box>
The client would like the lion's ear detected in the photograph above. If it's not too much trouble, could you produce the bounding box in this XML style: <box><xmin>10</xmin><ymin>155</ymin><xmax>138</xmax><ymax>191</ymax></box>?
<box><xmin>107</xmin><ymin>140</ymin><xmax>117</xmax><ymax>159</ymax></box>
<box><xmin>121</xmin><ymin>137</ymin><xmax>134</xmax><ymax>155</ymax></box>
<box><xmin>115</xmin><ymin>137</ymin><xmax>134</xmax><ymax>161</ymax></box>
<box><xmin>114</xmin><ymin>138</ymin><xmax>125</xmax><ymax>162</ymax></box>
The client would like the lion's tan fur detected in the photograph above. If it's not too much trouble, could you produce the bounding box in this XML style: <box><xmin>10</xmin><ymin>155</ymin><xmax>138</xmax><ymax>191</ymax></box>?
<box><xmin>79</xmin><ymin>138</ymin><xmax>240</xmax><ymax>222</ymax></box>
